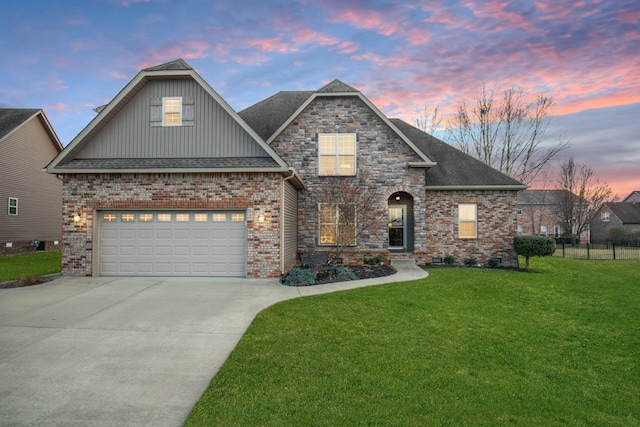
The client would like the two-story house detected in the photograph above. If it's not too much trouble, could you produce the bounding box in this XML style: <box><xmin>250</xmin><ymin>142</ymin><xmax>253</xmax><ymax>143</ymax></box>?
<box><xmin>1</xmin><ymin>108</ymin><xmax>63</xmax><ymax>255</ymax></box>
<box><xmin>46</xmin><ymin>59</ymin><xmax>525</xmax><ymax>278</ymax></box>
<box><xmin>591</xmin><ymin>191</ymin><xmax>640</xmax><ymax>243</ymax></box>
<box><xmin>516</xmin><ymin>190</ymin><xmax>572</xmax><ymax>238</ymax></box>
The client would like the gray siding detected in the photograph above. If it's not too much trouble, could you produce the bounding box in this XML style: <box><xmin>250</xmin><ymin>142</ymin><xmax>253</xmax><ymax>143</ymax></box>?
<box><xmin>76</xmin><ymin>79</ymin><xmax>269</xmax><ymax>159</ymax></box>
<box><xmin>283</xmin><ymin>180</ymin><xmax>298</xmax><ymax>271</ymax></box>
<box><xmin>0</xmin><ymin>116</ymin><xmax>62</xmax><ymax>242</ymax></box>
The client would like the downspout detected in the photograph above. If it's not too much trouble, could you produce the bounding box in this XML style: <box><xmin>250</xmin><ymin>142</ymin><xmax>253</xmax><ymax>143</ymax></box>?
<box><xmin>281</xmin><ymin>168</ymin><xmax>297</xmax><ymax>279</ymax></box>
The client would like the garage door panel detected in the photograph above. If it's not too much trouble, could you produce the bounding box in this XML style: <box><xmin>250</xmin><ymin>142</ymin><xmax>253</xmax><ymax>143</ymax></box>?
<box><xmin>100</xmin><ymin>210</ymin><xmax>247</xmax><ymax>277</ymax></box>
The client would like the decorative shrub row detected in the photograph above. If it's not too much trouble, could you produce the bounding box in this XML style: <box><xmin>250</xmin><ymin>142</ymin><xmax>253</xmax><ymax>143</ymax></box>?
<box><xmin>283</xmin><ymin>266</ymin><xmax>357</xmax><ymax>286</ymax></box>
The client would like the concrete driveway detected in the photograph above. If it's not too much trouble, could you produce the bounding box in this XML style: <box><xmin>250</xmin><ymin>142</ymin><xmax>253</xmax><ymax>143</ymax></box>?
<box><xmin>0</xmin><ymin>265</ymin><xmax>426</xmax><ymax>426</ymax></box>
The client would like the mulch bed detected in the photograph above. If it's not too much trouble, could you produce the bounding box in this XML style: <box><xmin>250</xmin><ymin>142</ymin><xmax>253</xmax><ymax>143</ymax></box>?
<box><xmin>0</xmin><ymin>275</ymin><xmax>56</xmax><ymax>289</ymax></box>
<box><xmin>314</xmin><ymin>264</ymin><xmax>397</xmax><ymax>285</ymax></box>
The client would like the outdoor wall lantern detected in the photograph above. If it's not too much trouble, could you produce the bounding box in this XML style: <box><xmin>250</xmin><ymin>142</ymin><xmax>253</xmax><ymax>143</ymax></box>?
<box><xmin>73</xmin><ymin>212</ymin><xmax>81</xmax><ymax>223</ymax></box>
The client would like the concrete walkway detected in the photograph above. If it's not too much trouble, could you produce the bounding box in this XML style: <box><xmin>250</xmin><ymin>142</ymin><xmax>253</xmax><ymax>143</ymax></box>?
<box><xmin>0</xmin><ymin>265</ymin><xmax>427</xmax><ymax>426</ymax></box>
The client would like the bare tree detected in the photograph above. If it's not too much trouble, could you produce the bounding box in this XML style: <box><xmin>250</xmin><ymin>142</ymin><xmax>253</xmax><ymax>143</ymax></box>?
<box><xmin>413</xmin><ymin>105</ymin><xmax>442</xmax><ymax>134</ymax></box>
<box><xmin>446</xmin><ymin>83</ymin><xmax>569</xmax><ymax>185</ymax></box>
<box><xmin>313</xmin><ymin>173</ymin><xmax>386</xmax><ymax>263</ymax></box>
<box><xmin>557</xmin><ymin>158</ymin><xmax>614</xmax><ymax>245</ymax></box>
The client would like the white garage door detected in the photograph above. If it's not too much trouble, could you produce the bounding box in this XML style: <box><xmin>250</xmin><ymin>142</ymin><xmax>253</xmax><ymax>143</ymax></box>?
<box><xmin>99</xmin><ymin>211</ymin><xmax>246</xmax><ymax>277</ymax></box>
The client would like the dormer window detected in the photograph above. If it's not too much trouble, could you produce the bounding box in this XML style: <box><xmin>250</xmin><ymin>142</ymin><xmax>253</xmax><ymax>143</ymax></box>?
<box><xmin>163</xmin><ymin>97</ymin><xmax>182</xmax><ymax>126</ymax></box>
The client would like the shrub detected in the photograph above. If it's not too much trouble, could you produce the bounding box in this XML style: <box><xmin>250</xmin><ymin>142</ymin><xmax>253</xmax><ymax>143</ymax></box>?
<box><xmin>443</xmin><ymin>255</ymin><xmax>456</xmax><ymax>265</ymax></box>
<box><xmin>487</xmin><ymin>258</ymin><xmax>501</xmax><ymax>268</ymax></box>
<box><xmin>283</xmin><ymin>267</ymin><xmax>316</xmax><ymax>287</ymax></box>
<box><xmin>513</xmin><ymin>235</ymin><xmax>556</xmax><ymax>271</ymax></box>
<box><xmin>363</xmin><ymin>255</ymin><xmax>383</xmax><ymax>265</ymax></box>
<box><xmin>463</xmin><ymin>257</ymin><xmax>478</xmax><ymax>267</ymax></box>
<box><xmin>336</xmin><ymin>267</ymin><xmax>357</xmax><ymax>281</ymax></box>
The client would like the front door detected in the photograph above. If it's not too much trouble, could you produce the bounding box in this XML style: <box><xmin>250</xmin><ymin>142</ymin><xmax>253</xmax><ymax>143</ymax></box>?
<box><xmin>388</xmin><ymin>205</ymin><xmax>407</xmax><ymax>250</ymax></box>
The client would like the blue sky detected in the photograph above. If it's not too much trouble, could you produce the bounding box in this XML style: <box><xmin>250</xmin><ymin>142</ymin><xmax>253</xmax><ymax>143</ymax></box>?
<box><xmin>1</xmin><ymin>0</ymin><xmax>638</xmax><ymax>196</ymax></box>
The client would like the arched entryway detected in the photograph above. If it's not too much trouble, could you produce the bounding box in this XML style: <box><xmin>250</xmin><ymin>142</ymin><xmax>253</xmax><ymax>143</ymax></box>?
<box><xmin>388</xmin><ymin>192</ymin><xmax>414</xmax><ymax>252</ymax></box>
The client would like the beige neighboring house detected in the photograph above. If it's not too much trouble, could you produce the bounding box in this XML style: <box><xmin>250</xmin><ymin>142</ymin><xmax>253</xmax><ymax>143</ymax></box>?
<box><xmin>0</xmin><ymin>109</ymin><xmax>63</xmax><ymax>255</ymax></box>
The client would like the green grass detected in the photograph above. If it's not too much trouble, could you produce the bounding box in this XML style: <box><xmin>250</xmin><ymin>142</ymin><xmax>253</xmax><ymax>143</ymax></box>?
<box><xmin>186</xmin><ymin>257</ymin><xmax>640</xmax><ymax>426</ymax></box>
<box><xmin>0</xmin><ymin>251</ymin><xmax>61</xmax><ymax>281</ymax></box>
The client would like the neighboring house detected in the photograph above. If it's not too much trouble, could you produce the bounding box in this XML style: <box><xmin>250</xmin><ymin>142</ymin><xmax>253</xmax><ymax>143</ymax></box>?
<box><xmin>517</xmin><ymin>190</ymin><xmax>571</xmax><ymax>238</ymax></box>
<box><xmin>46</xmin><ymin>59</ymin><xmax>525</xmax><ymax>278</ymax></box>
<box><xmin>622</xmin><ymin>191</ymin><xmax>640</xmax><ymax>203</ymax></box>
<box><xmin>591</xmin><ymin>192</ymin><xmax>640</xmax><ymax>243</ymax></box>
<box><xmin>0</xmin><ymin>109</ymin><xmax>63</xmax><ymax>255</ymax></box>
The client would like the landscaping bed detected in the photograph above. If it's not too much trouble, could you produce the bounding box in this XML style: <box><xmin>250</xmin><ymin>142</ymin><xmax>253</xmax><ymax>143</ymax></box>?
<box><xmin>315</xmin><ymin>264</ymin><xmax>396</xmax><ymax>284</ymax></box>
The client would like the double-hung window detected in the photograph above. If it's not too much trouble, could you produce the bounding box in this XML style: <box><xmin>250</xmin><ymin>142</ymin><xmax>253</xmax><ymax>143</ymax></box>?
<box><xmin>8</xmin><ymin>198</ymin><xmax>18</xmax><ymax>215</ymax></box>
<box><xmin>318</xmin><ymin>133</ymin><xmax>356</xmax><ymax>176</ymax></box>
<box><xmin>601</xmin><ymin>211</ymin><xmax>610</xmax><ymax>222</ymax></box>
<box><xmin>163</xmin><ymin>97</ymin><xmax>182</xmax><ymax>126</ymax></box>
<box><xmin>319</xmin><ymin>203</ymin><xmax>356</xmax><ymax>245</ymax></box>
<box><xmin>458</xmin><ymin>204</ymin><xmax>477</xmax><ymax>238</ymax></box>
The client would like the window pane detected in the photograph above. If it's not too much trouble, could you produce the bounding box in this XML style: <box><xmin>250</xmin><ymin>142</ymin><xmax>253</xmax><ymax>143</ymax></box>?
<box><xmin>338</xmin><ymin>156</ymin><xmax>355</xmax><ymax>175</ymax></box>
<box><xmin>320</xmin><ymin>223</ymin><xmax>337</xmax><ymax>244</ymax></box>
<box><xmin>320</xmin><ymin>204</ymin><xmax>336</xmax><ymax>223</ymax></box>
<box><xmin>164</xmin><ymin>112</ymin><xmax>180</xmax><ymax>126</ymax></box>
<box><xmin>319</xmin><ymin>156</ymin><xmax>337</xmax><ymax>175</ymax></box>
<box><xmin>319</xmin><ymin>135</ymin><xmax>335</xmax><ymax>154</ymax></box>
<box><xmin>212</xmin><ymin>213</ymin><xmax>226</xmax><ymax>222</ymax></box>
<box><xmin>194</xmin><ymin>213</ymin><xmax>208</xmax><ymax>222</ymax></box>
<box><xmin>459</xmin><ymin>204</ymin><xmax>476</xmax><ymax>220</ymax></box>
<box><xmin>231</xmin><ymin>213</ymin><xmax>245</xmax><ymax>222</ymax></box>
<box><xmin>176</xmin><ymin>214</ymin><xmax>190</xmax><ymax>222</ymax></box>
<box><xmin>139</xmin><ymin>213</ymin><xmax>153</xmax><ymax>222</ymax></box>
<box><xmin>459</xmin><ymin>221</ymin><xmax>476</xmax><ymax>238</ymax></box>
<box><xmin>8</xmin><ymin>198</ymin><xmax>18</xmax><ymax>215</ymax></box>
<box><xmin>164</xmin><ymin>99</ymin><xmax>180</xmax><ymax>111</ymax></box>
<box><xmin>103</xmin><ymin>213</ymin><xmax>116</xmax><ymax>222</ymax></box>
<box><xmin>157</xmin><ymin>214</ymin><xmax>171</xmax><ymax>222</ymax></box>
<box><xmin>121</xmin><ymin>213</ymin><xmax>135</xmax><ymax>222</ymax></box>
<box><xmin>338</xmin><ymin>134</ymin><xmax>355</xmax><ymax>154</ymax></box>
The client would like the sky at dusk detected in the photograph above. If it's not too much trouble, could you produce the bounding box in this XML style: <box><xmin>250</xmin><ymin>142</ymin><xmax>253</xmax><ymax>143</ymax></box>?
<box><xmin>1</xmin><ymin>0</ymin><xmax>638</xmax><ymax>197</ymax></box>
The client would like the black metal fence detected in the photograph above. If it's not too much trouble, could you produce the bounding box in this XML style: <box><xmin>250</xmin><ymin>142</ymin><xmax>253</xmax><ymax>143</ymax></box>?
<box><xmin>554</xmin><ymin>243</ymin><xmax>640</xmax><ymax>260</ymax></box>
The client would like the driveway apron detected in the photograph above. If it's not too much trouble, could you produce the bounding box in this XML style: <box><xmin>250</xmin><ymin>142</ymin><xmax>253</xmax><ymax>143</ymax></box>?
<box><xmin>0</xmin><ymin>266</ymin><xmax>426</xmax><ymax>426</ymax></box>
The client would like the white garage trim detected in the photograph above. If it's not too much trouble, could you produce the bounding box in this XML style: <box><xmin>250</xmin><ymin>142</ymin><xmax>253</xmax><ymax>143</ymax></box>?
<box><xmin>97</xmin><ymin>210</ymin><xmax>247</xmax><ymax>277</ymax></box>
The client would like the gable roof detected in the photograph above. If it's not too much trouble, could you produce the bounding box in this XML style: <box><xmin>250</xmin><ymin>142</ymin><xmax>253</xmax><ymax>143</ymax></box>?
<box><xmin>603</xmin><ymin>202</ymin><xmax>640</xmax><ymax>224</ymax></box>
<box><xmin>46</xmin><ymin>59</ymin><xmax>292</xmax><ymax>176</ymax></box>
<box><xmin>622</xmin><ymin>191</ymin><xmax>640</xmax><ymax>203</ymax></box>
<box><xmin>239</xmin><ymin>79</ymin><xmax>436</xmax><ymax>168</ymax></box>
<box><xmin>0</xmin><ymin>108</ymin><xmax>63</xmax><ymax>152</ymax></box>
<box><xmin>517</xmin><ymin>189</ymin><xmax>573</xmax><ymax>205</ymax></box>
<box><xmin>391</xmin><ymin>119</ymin><xmax>526</xmax><ymax>189</ymax></box>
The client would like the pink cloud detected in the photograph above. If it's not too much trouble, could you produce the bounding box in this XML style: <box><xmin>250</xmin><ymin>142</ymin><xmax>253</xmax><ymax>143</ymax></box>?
<box><xmin>44</xmin><ymin>102</ymin><xmax>69</xmax><ymax>113</ymax></box>
<box><xmin>246</xmin><ymin>36</ymin><xmax>297</xmax><ymax>53</ymax></box>
<box><xmin>138</xmin><ymin>40</ymin><xmax>211</xmax><ymax>68</ymax></box>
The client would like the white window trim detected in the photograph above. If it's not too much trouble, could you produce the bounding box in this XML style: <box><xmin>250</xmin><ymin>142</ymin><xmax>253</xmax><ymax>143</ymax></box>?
<box><xmin>601</xmin><ymin>211</ymin><xmax>610</xmax><ymax>222</ymax></box>
<box><xmin>8</xmin><ymin>197</ymin><xmax>18</xmax><ymax>216</ymax></box>
<box><xmin>162</xmin><ymin>97</ymin><xmax>182</xmax><ymax>126</ymax></box>
<box><xmin>458</xmin><ymin>203</ymin><xmax>477</xmax><ymax>239</ymax></box>
<box><xmin>318</xmin><ymin>133</ymin><xmax>357</xmax><ymax>176</ymax></box>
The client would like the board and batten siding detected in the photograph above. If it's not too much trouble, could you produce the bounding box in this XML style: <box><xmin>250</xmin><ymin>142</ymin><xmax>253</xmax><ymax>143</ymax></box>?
<box><xmin>283</xmin><ymin>179</ymin><xmax>298</xmax><ymax>272</ymax></box>
<box><xmin>0</xmin><ymin>116</ymin><xmax>62</xmax><ymax>242</ymax></box>
<box><xmin>75</xmin><ymin>79</ymin><xmax>269</xmax><ymax>159</ymax></box>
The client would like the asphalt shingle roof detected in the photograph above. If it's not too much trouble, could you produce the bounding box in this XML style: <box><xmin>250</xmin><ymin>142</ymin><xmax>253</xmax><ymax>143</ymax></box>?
<box><xmin>390</xmin><ymin>119</ymin><xmax>525</xmax><ymax>187</ymax></box>
<box><xmin>517</xmin><ymin>189</ymin><xmax>574</xmax><ymax>204</ymax></box>
<box><xmin>57</xmin><ymin>157</ymin><xmax>280</xmax><ymax>170</ymax></box>
<box><xmin>0</xmin><ymin>108</ymin><xmax>40</xmax><ymax>141</ymax></box>
<box><xmin>606</xmin><ymin>202</ymin><xmax>640</xmax><ymax>224</ymax></box>
<box><xmin>239</xmin><ymin>91</ymin><xmax>313</xmax><ymax>141</ymax></box>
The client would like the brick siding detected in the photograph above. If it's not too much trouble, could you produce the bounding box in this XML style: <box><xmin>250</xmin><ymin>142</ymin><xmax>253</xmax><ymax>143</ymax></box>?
<box><xmin>61</xmin><ymin>172</ymin><xmax>282</xmax><ymax>278</ymax></box>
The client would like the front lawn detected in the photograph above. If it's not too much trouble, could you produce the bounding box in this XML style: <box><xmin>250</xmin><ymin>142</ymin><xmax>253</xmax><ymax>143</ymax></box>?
<box><xmin>186</xmin><ymin>257</ymin><xmax>640</xmax><ymax>426</ymax></box>
<box><xmin>0</xmin><ymin>251</ymin><xmax>61</xmax><ymax>282</ymax></box>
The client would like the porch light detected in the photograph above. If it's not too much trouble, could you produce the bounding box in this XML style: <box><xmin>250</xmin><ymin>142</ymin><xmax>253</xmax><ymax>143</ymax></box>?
<box><xmin>73</xmin><ymin>212</ymin><xmax>81</xmax><ymax>223</ymax></box>
<box><xmin>395</xmin><ymin>194</ymin><xmax>401</xmax><ymax>201</ymax></box>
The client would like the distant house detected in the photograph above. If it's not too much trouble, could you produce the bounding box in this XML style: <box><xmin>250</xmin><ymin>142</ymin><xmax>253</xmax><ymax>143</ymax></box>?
<box><xmin>46</xmin><ymin>59</ymin><xmax>525</xmax><ymax>278</ymax></box>
<box><xmin>622</xmin><ymin>191</ymin><xmax>640</xmax><ymax>203</ymax></box>
<box><xmin>591</xmin><ymin>191</ymin><xmax>640</xmax><ymax>243</ymax></box>
<box><xmin>517</xmin><ymin>190</ymin><xmax>572</xmax><ymax>238</ymax></box>
<box><xmin>0</xmin><ymin>109</ymin><xmax>63</xmax><ymax>255</ymax></box>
